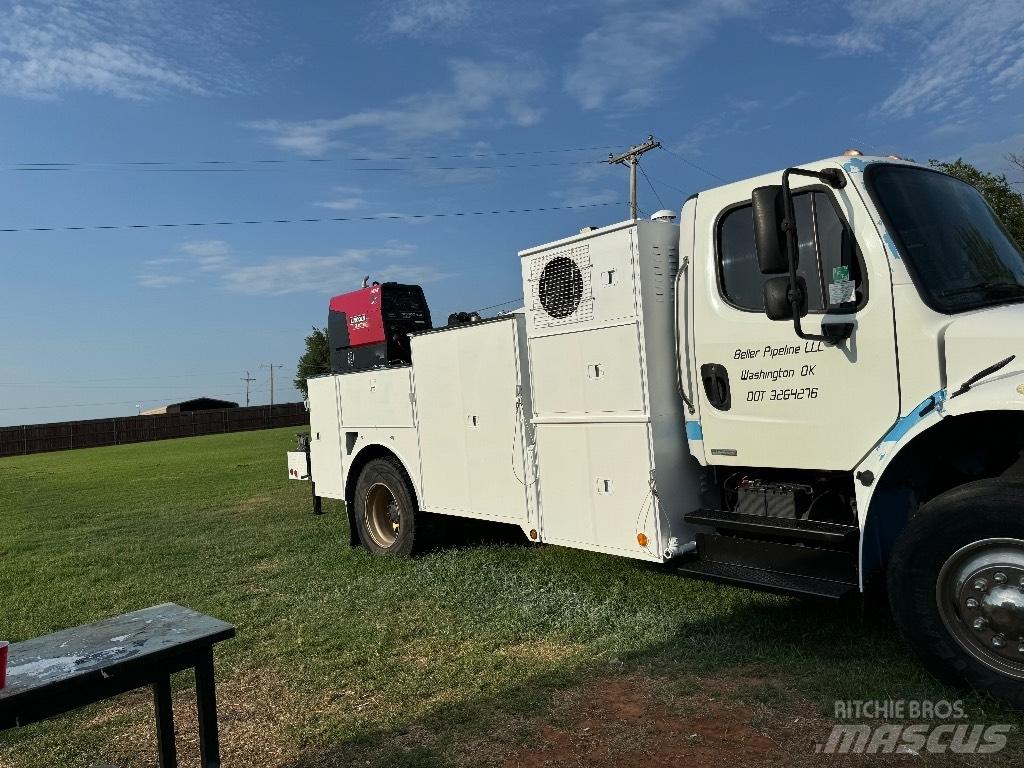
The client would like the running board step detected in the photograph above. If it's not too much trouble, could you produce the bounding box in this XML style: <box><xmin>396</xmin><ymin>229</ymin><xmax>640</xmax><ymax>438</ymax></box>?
<box><xmin>675</xmin><ymin>559</ymin><xmax>858</xmax><ymax>600</ymax></box>
<box><xmin>684</xmin><ymin>509</ymin><xmax>858</xmax><ymax>545</ymax></box>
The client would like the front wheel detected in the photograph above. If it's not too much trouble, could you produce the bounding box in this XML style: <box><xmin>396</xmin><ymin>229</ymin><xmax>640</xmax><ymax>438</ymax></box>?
<box><xmin>888</xmin><ymin>479</ymin><xmax>1024</xmax><ymax>709</ymax></box>
<box><xmin>353</xmin><ymin>458</ymin><xmax>418</xmax><ymax>556</ymax></box>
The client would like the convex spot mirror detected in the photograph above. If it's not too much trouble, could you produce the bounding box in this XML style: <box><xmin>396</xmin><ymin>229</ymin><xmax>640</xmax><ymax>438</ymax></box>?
<box><xmin>764</xmin><ymin>275</ymin><xmax>808</xmax><ymax>321</ymax></box>
<box><xmin>751</xmin><ymin>185</ymin><xmax>790</xmax><ymax>274</ymax></box>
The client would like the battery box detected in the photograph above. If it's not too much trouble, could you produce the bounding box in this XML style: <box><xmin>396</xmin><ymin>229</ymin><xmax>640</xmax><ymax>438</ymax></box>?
<box><xmin>735</xmin><ymin>480</ymin><xmax>811</xmax><ymax>519</ymax></box>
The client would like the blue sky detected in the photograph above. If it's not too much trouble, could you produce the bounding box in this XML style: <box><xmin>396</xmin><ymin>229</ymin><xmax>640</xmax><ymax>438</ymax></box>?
<box><xmin>1</xmin><ymin>0</ymin><xmax>1023</xmax><ymax>425</ymax></box>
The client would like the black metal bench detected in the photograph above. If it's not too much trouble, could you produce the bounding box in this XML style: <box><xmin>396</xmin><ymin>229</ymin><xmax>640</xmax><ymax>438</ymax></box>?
<box><xmin>0</xmin><ymin>603</ymin><xmax>235</xmax><ymax>768</ymax></box>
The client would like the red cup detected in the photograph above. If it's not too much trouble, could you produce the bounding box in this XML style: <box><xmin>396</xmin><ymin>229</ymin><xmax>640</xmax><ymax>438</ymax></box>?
<box><xmin>0</xmin><ymin>641</ymin><xmax>8</xmax><ymax>690</ymax></box>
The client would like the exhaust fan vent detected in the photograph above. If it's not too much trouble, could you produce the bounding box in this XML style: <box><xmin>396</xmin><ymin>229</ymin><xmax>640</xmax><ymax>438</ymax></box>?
<box><xmin>530</xmin><ymin>244</ymin><xmax>592</xmax><ymax>327</ymax></box>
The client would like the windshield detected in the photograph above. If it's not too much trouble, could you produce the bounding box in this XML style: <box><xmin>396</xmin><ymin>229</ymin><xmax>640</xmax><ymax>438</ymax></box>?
<box><xmin>866</xmin><ymin>164</ymin><xmax>1024</xmax><ymax>314</ymax></box>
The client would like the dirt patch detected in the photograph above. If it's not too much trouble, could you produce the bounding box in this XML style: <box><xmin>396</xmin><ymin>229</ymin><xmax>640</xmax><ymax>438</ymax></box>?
<box><xmin>500</xmin><ymin>674</ymin><xmax>786</xmax><ymax>768</ymax></box>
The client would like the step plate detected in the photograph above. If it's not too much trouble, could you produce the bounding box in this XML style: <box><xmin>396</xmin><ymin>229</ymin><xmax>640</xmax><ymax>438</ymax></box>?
<box><xmin>676</xmin><ymin>559</ymin><xmax>858</xmax><ymax>600</ymax></box>
<box><xmin>685</xmin><ymin>509</ymin><xmax>859</xmax><ymax>545</ymax></box>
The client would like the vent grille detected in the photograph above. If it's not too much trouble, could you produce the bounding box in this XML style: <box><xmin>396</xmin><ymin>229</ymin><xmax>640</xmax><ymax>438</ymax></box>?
<box><xmin>530</xmin><ymin>244</ymin><xmax>592</xmax><ymax>327</ymax></box>
<box><xmin>650</xmin><ymin>244</ymin><xmax>679</xmax><ymax>303</ymax></box>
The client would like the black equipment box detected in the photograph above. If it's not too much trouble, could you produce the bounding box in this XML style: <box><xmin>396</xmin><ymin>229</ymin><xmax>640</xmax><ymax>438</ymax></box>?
<box><xmin>736</xmin><ymin>481</ymin><xmax>811</xmax><ymax>520</ymax></box>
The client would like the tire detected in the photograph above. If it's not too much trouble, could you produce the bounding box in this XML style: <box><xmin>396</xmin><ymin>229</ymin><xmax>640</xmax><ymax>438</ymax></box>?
<box><xmin>888</xmin><ymin>478</ymin><xmax>1024</xmax><ymax>709</ymax></box>
<box><xmin>353</xmin><ymin>458</ymin><xmax>418</xmax><ymax>556</ymax></box>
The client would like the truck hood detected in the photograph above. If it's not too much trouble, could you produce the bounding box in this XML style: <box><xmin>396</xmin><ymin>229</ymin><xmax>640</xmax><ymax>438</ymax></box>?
<box><xmin>942</xmin><ymin>303</ymin><xmax>1024</xmax><ymax>391</ymax></box>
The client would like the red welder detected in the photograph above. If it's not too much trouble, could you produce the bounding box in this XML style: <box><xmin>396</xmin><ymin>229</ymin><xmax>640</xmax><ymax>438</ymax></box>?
<box><xmin>327</xmin><ymin>282</ymin><xmax>432</xmax><ymax>374</ymax></box>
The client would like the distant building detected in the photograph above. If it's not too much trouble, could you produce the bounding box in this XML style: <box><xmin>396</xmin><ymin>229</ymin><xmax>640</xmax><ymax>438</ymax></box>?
<box><xmin>140</xmin><ymin>397</ymin><xmax>239</xmax><ymax>416</ymax></box>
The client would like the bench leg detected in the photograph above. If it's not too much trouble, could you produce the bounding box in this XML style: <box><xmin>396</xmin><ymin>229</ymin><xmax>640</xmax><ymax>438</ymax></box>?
<box><xmin>195</xmin><ymin>647</ymin><xmax>222</xmax><ymax>768</ymax></box>
<box><xmin>153</xmin><ymin>676</ymin><xmax>177</xmax><ymax>768</ymax></box>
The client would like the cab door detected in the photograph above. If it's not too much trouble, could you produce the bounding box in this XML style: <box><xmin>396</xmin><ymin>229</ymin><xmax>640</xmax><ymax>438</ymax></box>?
<box><xmin>690</xmin><ymin>167</ymin><xmax>899</xmax><ymax>470</ymax></box>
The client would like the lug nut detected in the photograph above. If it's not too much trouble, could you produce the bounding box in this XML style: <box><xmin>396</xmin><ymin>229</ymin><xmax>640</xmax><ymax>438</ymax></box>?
<box><xmin>973</xmin><ymin>618</ymin><xmax>987</xmax><ymax>631</ymax></box>
<box><xmin>992</xmin><ymin>635</ymin><xmax>1006</xmax><ymax>649</ymax></box>
<box><xmin>994</xmin><ymin>572</ymin><xmax>1007</xmax><ymax>584</ymax></box>
<box><xmin>1019</xmin><ymin>645</ymin><xmax>1024</xmax><ymax>655</ymax></box>
<box><xmin>974</xmin><ymin>578</ymin><xmax>988</xmax><ymax>591</ymax></box>
<box><xmin>966</xmin><ymin>598</ymin><xmax>980</xmax><ymax>609</ymax></box>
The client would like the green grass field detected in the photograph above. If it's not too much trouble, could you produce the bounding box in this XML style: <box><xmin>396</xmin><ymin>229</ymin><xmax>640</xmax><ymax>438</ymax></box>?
<box><xmin>0</xmin><ymin>428</ymin><xmax>1020</xmax><ymax>767</ymax></box>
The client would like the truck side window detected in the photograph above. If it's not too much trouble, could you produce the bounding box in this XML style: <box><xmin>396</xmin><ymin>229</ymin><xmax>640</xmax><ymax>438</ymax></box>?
<box><xmin>813</xmin><ymin>192</ymin><xmax>863</xmax><ymax>309</ymax></box>
<box><xmin>718</xmin><ymin>191</ymin><xmax>864</xmax><ymax>312</ymax></box>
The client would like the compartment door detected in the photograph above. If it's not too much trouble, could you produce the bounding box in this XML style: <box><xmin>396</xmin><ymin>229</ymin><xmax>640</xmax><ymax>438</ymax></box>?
<box><xmin>413</xmin><ymin>320</ymin><xmax>528</xmax><ymax>522</ymax></box>
<box><xmin>308</xmin><ymin>376</ymin><xmax>343</xmax><ymax>498</ymax></box>
<box><xmin>535</xmin><ymin>422</ymin><xmax>659</xmax><ymax>560</ymax></box>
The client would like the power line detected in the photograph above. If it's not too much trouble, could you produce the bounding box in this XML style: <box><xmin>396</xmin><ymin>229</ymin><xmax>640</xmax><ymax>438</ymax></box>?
<box><xmin>658</xmin><ymin>144</ymin><xmax>725</xmax><ymax>182</ymax></box>
<box><xmin>471</xmin><ymin>296</ymin><xmax>524</xmax><ymax>313</ymax></box>
<box><xmin>644</xmin><ymin>172</ymin><xmax>690</xmax><ymax>197</ymax></box>
<box><xmin>5</xmin><ymin>144</ymin><xmax>622</xmax><ymax>171</ymax></box>
<box><xmin>9</xmin><ymin>159</ymin><xmax>605</xmax><ymax>174</ymax></box>
<box><xmin>0</xmin><ymin>200</ymin><xmax>622</xmax><ymax>234</ymax></box>
<box><xmin>638</xmin><ymin>166</ymin><xmax>666</xmax><ymax>210</ymax></box>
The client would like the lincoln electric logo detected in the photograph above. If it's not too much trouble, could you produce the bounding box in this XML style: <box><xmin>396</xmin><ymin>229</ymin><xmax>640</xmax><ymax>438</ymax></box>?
<box><xmin>349</xmin><ymin>313</ymin><xmax>369</xmax><ymax>330</ymax></box>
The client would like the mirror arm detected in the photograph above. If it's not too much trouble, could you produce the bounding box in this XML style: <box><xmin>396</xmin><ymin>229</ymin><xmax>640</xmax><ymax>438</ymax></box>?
<box><xmin>780</xmin><ymin>167</ymin><xmax>850</xmax><ymax>345</ymax></box>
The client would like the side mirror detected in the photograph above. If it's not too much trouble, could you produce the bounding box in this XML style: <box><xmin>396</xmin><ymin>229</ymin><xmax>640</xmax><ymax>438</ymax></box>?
<box><xmin>751</xmin><ymin>185</ymin><xmax>790</xmax><ymax>274</ymax></box>
<box><xmin>764</xmin><ymin>276</ymin><xmax>808</xmax><ymax>321</ymax></box>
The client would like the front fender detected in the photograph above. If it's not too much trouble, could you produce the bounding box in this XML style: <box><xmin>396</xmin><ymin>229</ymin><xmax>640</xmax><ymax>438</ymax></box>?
<box><xmin>854</xmin><ymin>371</ymin><xmax>1024</xmax><ymax>588</ymax></box>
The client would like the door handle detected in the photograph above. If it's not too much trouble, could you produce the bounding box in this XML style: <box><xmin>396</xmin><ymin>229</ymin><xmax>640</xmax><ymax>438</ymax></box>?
<box><xmin>700</xmin><ymin>363</ymin><xmax>732</xmax><ymax>411</ymax></box>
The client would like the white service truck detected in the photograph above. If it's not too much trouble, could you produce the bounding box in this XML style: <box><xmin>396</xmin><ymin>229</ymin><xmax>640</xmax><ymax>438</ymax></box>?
<box><xmin>289</xmin><ymin>153</ymin><xmax>1024</xmax><ymax>707</ymax></box>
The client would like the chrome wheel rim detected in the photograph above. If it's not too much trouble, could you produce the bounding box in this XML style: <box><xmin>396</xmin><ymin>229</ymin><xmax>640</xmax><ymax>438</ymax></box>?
<box><xmin>363</xmin><ymin>482</ymin><xmax>401</xmax><ymax>548</ymax></box>
<box><xmin>936</xmin><ymin>537</ymin><xmax>1024</xmax><ymax>679</ymax></box>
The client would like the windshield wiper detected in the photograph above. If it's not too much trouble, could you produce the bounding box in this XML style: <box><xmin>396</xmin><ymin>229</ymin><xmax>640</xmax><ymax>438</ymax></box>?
<box><xmin>940</xmin><ymin>281</ymin><xmax>1024</xmax><ymax>298</ymax></box>
<box><xmin>950</xmin><ymin>355</ymin><xmax>1016</xmax><ymax>399</ymax></box>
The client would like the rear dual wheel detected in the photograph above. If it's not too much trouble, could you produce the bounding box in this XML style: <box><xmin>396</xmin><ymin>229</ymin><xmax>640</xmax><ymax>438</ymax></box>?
<box><xmin>353</xmin><ymin>458</ymin><xmax>418</xmax><ymax>556</ymax></box>
<box><xmin>888</xmin><ymin>479</ymin><xmax>1024</xmax><ymax>709</ymax></box>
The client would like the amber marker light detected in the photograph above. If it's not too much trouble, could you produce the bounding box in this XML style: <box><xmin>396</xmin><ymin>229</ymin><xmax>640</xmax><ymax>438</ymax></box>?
<box><xmin>637</xmin><ymin>532</ymin><xmax>649</xmax><ymax>547</ymax></box>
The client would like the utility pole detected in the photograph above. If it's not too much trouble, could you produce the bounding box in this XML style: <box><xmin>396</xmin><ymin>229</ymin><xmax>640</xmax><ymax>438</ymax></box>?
<box><xmin>261</xmin><ymin>363</ymin><xmax>283</xmax><ymax>406</ymax></box>
<box><xmin>241</xmin><ymin>370</ymin><xmax>256</xmax><ymax>407</ymax></box>
<box><xmin>606</xmin><ymin>135</ymin><xmax>661</xmax><ymax>220</ymax></box>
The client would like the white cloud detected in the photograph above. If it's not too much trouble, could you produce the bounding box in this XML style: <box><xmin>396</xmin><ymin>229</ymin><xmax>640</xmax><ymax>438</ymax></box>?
<box><xmin>771</xmin><ymin>29</ymin><xmax>881</xmax><ymax>56</ymax></box>
<box><xmin>178</xmin><ymin>239</ymin><xmax>232</xmax><ymax>270</ymax></box>
<box><xmin>137</xmin><ymin>273</ymin><xmax>188</xmax><ymax>288</ymax></box>
<box><xmin>315</xmin><ymin>187</ymin><xmax>367</xmax><ymax>212</ymax></box>
<box><xmin>221</xmin><ymin>244</ymin><xmax>449</xmax><ymax>296</ymax></box>
<box><xmin>137</xmin><ymin>239</ymin><xmax>447</xmax><ymax>295</ymax></box>
<box><xmin>246</xmin><ymin>58</ymin><xmax>544</xmax><ymax>156</ymax></box>
<box><xmin>0</xmin><ymin>0</ymin><xmax>252</xmax><ymax>100</ymax></box>
<box><xmin>384</xmin><ymin>0</ymin><xmax>473</xmax><ymax>38</ymax></box>
<box><xmin>773</xmin><ymin>0</ymin><xmax>1024</xmax><ymax>120</ymax></box>
<box><xmin>564</xmin><ymin>0</ymin><xmax>758</xmax><ymax>110</ymax></box>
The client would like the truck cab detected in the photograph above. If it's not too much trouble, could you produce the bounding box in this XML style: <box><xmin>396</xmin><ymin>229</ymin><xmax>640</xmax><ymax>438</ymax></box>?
<box><xmin>677</xmin><ymin>154</ymin><xmax>1024</xmax><ymax>704</ymax></box>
